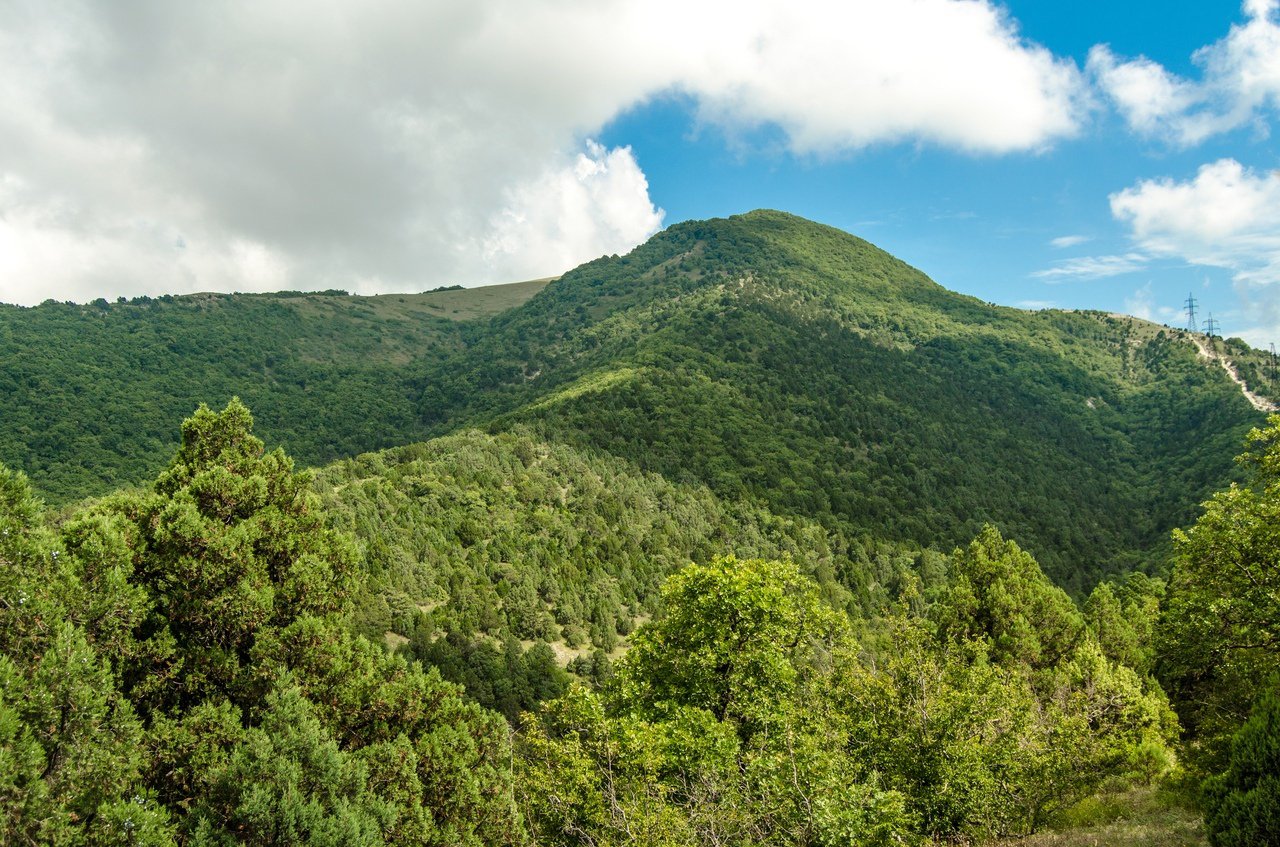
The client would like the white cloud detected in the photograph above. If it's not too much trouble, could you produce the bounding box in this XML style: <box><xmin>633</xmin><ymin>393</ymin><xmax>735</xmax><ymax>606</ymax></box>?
<box><xmin>1089</xmin><ymin>1</ymin><xmax>1280</xmax><ymax>145</ymax></box>
<box><xmin>1124</xmin><ymin>284</ymin><xmax>1157</xmax><ymax>322</ymax></box>
<box><xmin>479</xmin><ymin>142</ymin><xmax>664</xmax><ymax>285</ymax></box>
<box><xmin>1087</xmin><ymin>47</ymin><xmax>1202</xmax><ymax>140</ymax></box>
<box><xmin>1031</xmin><ymin>253</ymin><xmax>1149</xmax><ymax>281</ymax></box>
<box><xmin>1050</xmin><ymin>234</ymin><xmax>1090</xmax><ymax>248</ymax></box>
<box><xmin>1110</xmin><ymin>159</ymin><xmax>1280</xmax><ymax>285</ymax></box>
<box><xmin>684</xmin><ymin>0</ymin><xmax>1085</xmax><ymax>155</ymax></box>
<box><xmin>1234</xmin><ymin>317</ymin><xmax>1280</xmax><ymax>348</ymax></box>
<box><xmin>0</xmin><ymin>175</ymin><xmax>293</xmax><ymax>303</ymax></box>
<box><xmin>1111</xmin><ymin>158</ymin><xmax>1280</xmax><ymax>346</ymax></box>
<box><xmin>1016</xmin><ymin>299</ymin><xmax>1056</xmax><ymax>310</ymax></box>
<box><xmin>0</xmin><ymin>0</ymin><xmax>1086</xmax><ymax>305</ymax></box>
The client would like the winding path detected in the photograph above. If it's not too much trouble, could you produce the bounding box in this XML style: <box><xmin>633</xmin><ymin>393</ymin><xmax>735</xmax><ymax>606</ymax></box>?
<box><xmin>1189</xmin><ymin>335</ymin><xmax>1279</xmax><ymax>413</ymax></box>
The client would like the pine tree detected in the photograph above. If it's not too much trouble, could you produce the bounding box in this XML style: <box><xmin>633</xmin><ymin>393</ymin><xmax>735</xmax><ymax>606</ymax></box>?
<box><xmin>1204</xmin><ymin>683</ymin><xmax>1280</xmax><ymax>847</ymax></box>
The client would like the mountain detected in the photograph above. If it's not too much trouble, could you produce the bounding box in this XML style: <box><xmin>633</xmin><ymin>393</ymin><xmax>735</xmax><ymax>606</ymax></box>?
<box><xmin>0</xmin><ymin>279</ymin><xmax>547</xmax><ymax>500</ymax></box>
<box><xmin>4</xmin><ymin>210</ymin><xmax>1274</xmax><ymax>845</ymax></box>
<box><xmin>404</xmin><ymin>210</ymin><xmax>1269</xmax><ymax>587</ymax></box>
<box><xmin>2</xmin><ymin>211</ymin><xmax>1271</xmax><ymax>589</ymax></box>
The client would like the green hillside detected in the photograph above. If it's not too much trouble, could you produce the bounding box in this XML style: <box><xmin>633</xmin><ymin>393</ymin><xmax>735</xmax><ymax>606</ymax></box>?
<box><xmin>5</xmin><ymin>211</ymin><xmax>1278</xmax><ymax>845</ymax></box>
<box><xmin>316</xmin><ymin>428</ymin><xmax>937</xmax><ymax>684</ymax></box>
<box><xmin>412</xmin><ymin>211</ymin><xmax>1268</xmax><ymax>587</ymax></box>
<box><xmin>0</xmin><ymin>279</ymin><xmax>548</xmax><ymax>500</ymax></box>
<box><xmin>0</xmin><ymin>211</ymin><xmax>1269</xmax><ymax>586</ymax></box>
<box><xmin>1</xmin><ymin>400</ymin><xmax>1210</xmax><ymax>846</ymax></box>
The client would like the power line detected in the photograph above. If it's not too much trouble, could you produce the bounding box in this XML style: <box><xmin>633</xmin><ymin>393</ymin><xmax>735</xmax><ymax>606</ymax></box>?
<box><xmin>1185</xmin><ymin>292</ymin><xmax>1199</xmax><ymax>333</ymax></box>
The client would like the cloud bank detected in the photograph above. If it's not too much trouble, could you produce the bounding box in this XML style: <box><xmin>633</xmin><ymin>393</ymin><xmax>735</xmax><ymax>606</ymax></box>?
<box><xmin>1111</xmin><ymin>159</ymin><xmax>1280</xmax><ymax>345</ymax></box>
<box><xmin>1111</xmin><ymin>159</ymin><xmax>1280</xmax><ymax>286</ymax></box>
<box><xmin>1089</xmin><ymin>0</ymin><xmax>1280</xmax><ymax>145</ymax></box>
<box><xmin>0</xmin><ymin>0</ymin><xmax>1086</xmax><ymax>305</ymax></box>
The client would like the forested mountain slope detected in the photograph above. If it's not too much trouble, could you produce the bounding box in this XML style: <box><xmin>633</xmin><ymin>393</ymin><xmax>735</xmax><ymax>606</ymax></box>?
<box><xmin>0</xmin><ymin>399</ymin><xmax>1208</xmax><ymax>846</ymax></box>
<box><xmin>5</xmin><ymin>211</ymin><xmax>1279</xmax><ymax>846</ymax></box>
<box><xmin>0</xmin><ymin>279</ymin><xmax>547</xmax><ymax>499</ymax></box>
<box><xmin>316</xmin><ymin>428</ymin><xmax>941</xmax><ymax>696</ymax></box>
<box><xmin>411</xmin><ymin>211</ymin><xmax>1267</xmax><ymax>587</ymax></box>
<box><xmin>2</xmin><ymin>211</ymin><xmax>1268</xmax><ymax>587</ymax></box>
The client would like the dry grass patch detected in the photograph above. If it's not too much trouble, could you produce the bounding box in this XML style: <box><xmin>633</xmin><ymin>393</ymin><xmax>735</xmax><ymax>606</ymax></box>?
<box><xmin>993</xmin><ymin>788</ymin><xmax>1205</xmax><ymax>847</ymax></box>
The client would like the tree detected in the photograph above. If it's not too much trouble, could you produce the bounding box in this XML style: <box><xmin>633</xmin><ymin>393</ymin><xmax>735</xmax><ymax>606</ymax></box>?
<box><xmin>0</xmin><ymin>466</ymin><xmax>172</xmax><ymax>845</ymax></box>
<box><xmin>179</xmin><ymin>688</ymin><xmax>388</xmax><ymax>847</ymax></box>
<box><xmin>1161</xmin><ymin>416</ymin><xmax>1280</xmax><ymax>771</ymax></box>
<box><xmin>74</xmin><ymin>401</ymin><xmax>523</xmax><ymax>845</ymax></box>
<box><xmin>518</xmin><ymin>557</ymin><xmax>912</xmax><ymax>847</ymax></box>
<box><xmin>840</xmin><ymin>529</ymin><xmax>1178</xmax><ymax>841</ymax></box>
<box><xmin>838</xmin><ymin>612</ymin><xmax>1043</xmax><ymax>840</ymax></box>
<box><xmin>515</xmin><ymin>686</ymin><xmax>713</xmax><ymax>847</ymax></box>
<box><xmin>933</xmin><ymin>525</ymin><xmax>1082</xmax><ymax>673</ymax></box>
<box><xmin>1203</xmin><ymin>682</ymin><xmax>1280</xmax><ymax>847</ymax></box>
<box><xmin>618</xmin><ymin>555</ymin><xmax>847</xmax><ymax>734</ymax></box>
<box><xmin>1084</xmin><ymin>573</ymin><xmax>1163</xmax><ymax>677</ymax></box>
<box><xmin>105</xmin><ymin>399</ymin><xmax>357</xmax><ymax>715</ymax></box>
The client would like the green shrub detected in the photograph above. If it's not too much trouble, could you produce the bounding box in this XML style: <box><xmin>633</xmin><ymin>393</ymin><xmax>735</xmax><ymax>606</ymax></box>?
<box><xmin>1203</xmin><ymin>683</ymin><xmax>1280</xmax><ymax>846</ymax></box>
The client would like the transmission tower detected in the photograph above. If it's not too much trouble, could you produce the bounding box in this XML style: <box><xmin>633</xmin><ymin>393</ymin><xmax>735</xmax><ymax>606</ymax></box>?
<box><xmin>1184</xmin><ymin>292</ymin><xmax>1199</xmax><ymax>333</ymax></box>
<box><xmin>1203</xmin><ymin>313</ymin><xmax>1220</xmax><ymax>339</ymax></box>
<box><xmin>1271</xmin><ymin>342</ymin><xmax>1277</xmax><ymax>384</ymax></box>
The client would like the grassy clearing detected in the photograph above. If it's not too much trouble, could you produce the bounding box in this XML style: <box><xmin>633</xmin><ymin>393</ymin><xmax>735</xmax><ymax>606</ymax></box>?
<box><xmin>993</xmin><ymin>787</ymin><xmax>1205</xmax><ymax>847</ymax></box>
<box><xmin>288</xmin><ymin>277</ymin><xmax>551</xmax><ymax>323</ymax></box>
<box><xmin>386</xmin><ymin>277</ymin><xmax>553</xmax><ymax>321</ymax></box>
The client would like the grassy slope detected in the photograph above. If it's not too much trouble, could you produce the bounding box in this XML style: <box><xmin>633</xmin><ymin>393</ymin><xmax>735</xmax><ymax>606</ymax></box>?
<box><xmin>996</xmin><ymin>788</ymin><xmax>1206</xmax><ymax>847</ymax></box>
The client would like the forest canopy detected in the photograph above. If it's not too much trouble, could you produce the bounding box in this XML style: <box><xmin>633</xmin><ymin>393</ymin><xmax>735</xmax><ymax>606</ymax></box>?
<box><xmin>6</xmin><ymin>401</ymin><xmax>1274</xmax><ymax>845</ymax></box>
<box><xmin>2</xmin><ymin>213</ymin><xmax>1279</xmax><ymax>845</ymax></box>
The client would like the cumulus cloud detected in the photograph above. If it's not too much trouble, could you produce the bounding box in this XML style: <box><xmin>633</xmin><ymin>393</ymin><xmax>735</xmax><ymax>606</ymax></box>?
<box><xmin>1124</xmin><ymin>284</ymin><xmax>1157</xmax><ymax>322</ymax></box>
<box><xmin>0</xmin><ymin>0</ymin><xmax>1086</xmax><ymax>305</ymax></box>
<box><xmin>684</xmin><ymin>0</ymin><xmax>1084</xmax><ymax>154</ymax></box>
<box><xmin>1031</xmin><ymin>253</ymin><xmax>1149</xmax><ymax>281</ymax></box>
<box><xmin>479</xmin><ymin>143</ymin><xmax>664</xmax><ymax>286</ymax></box>
<box><xmin>1110</xmin><ymin>159</ymin><xmax>1280</xmax><ymax>284</ymax></box>
<box><xmin>1089</xmin><ymin>0</ymin><xmax>1280</xmax><ymax>145</ymax></box>
<box><xmin>1087</xmin><ymin>48</ymin><xmax>1203</xmax><ymax>140</ymax></box>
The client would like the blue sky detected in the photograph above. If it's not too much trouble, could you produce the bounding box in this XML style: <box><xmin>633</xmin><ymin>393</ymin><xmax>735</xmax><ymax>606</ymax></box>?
<box><xmin>594</xmin><ymin>1</ymin><xmax>1278</xmax><ymax>341</ymax></box>
<box><xmin>2</xmin><ymin>0</ymin><xmax>1278</xmax><ymax>345</ymax></box>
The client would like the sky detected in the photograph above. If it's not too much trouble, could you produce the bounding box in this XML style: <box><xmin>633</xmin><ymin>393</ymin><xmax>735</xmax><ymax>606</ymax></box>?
<box><xmin>1</xmin><ymin>1</ymin><xmax>1278</xmax><ymax>346</ymax></box>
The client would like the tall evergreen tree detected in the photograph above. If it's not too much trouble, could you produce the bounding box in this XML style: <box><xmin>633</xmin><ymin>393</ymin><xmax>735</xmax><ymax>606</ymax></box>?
<box><xmin>0</xmin><ymin>466</ymin><xmax>173</xmax><ymax>845</ymax></box>
<box><xmin>3</xmin><ymin>401</ymin><xmax>524</xmax><ymax>846</ymax></box>
<box><xmin>1203</xmin><ymin>682</ymin><xmax>1280</xmax><ymax>847</ymax></box>
<box><xmin>1162</xmin><ymin>416</ymin><xmax>1280</xmax><ymax>773</ymax></box>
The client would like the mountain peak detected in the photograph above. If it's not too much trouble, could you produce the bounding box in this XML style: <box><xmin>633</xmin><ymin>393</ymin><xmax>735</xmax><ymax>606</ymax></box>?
<box><xmin>576</xmin><ymin>208</ymin><xmax>954</xmax><ymax>320</ymax></box>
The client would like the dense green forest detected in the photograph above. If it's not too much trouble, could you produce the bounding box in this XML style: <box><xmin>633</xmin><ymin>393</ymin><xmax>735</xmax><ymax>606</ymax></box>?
<box><xmin>0</xmin><ymin>280</ymin><xmax>547</xmax><ymax>500</ymax></box>
<box><xmin>3</xmin><ymin>399</ymin><xmax>1277</xmax><ymax>845</ymax></box>
<box><xmin>3</xmin><ymin>212</ymin><xmax>1279</xmax><ymax>844</ymax></box>
<box><xmin>1</xmin><ymin>213</ymin><xmax>1272</xmax><ymax>589</ymax></box>
<box><xmin>411</xmin><ymin>211</ymin><xmax>1268</xmax><ymax>586</ymax></box>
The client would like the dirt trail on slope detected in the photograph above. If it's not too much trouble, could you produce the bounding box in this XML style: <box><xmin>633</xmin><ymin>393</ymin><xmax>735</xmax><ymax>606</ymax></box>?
<box><xmin>1189</xmin><ymin>335</ymin><xmax>1278</xmax><ymax>413</ymax></box>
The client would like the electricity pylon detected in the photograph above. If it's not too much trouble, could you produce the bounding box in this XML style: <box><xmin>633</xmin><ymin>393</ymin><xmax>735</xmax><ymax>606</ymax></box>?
<box><xmin>1203</xmin><ymin>314</ymin><xmax>1220</xmax><ymax>338</ymax></box>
